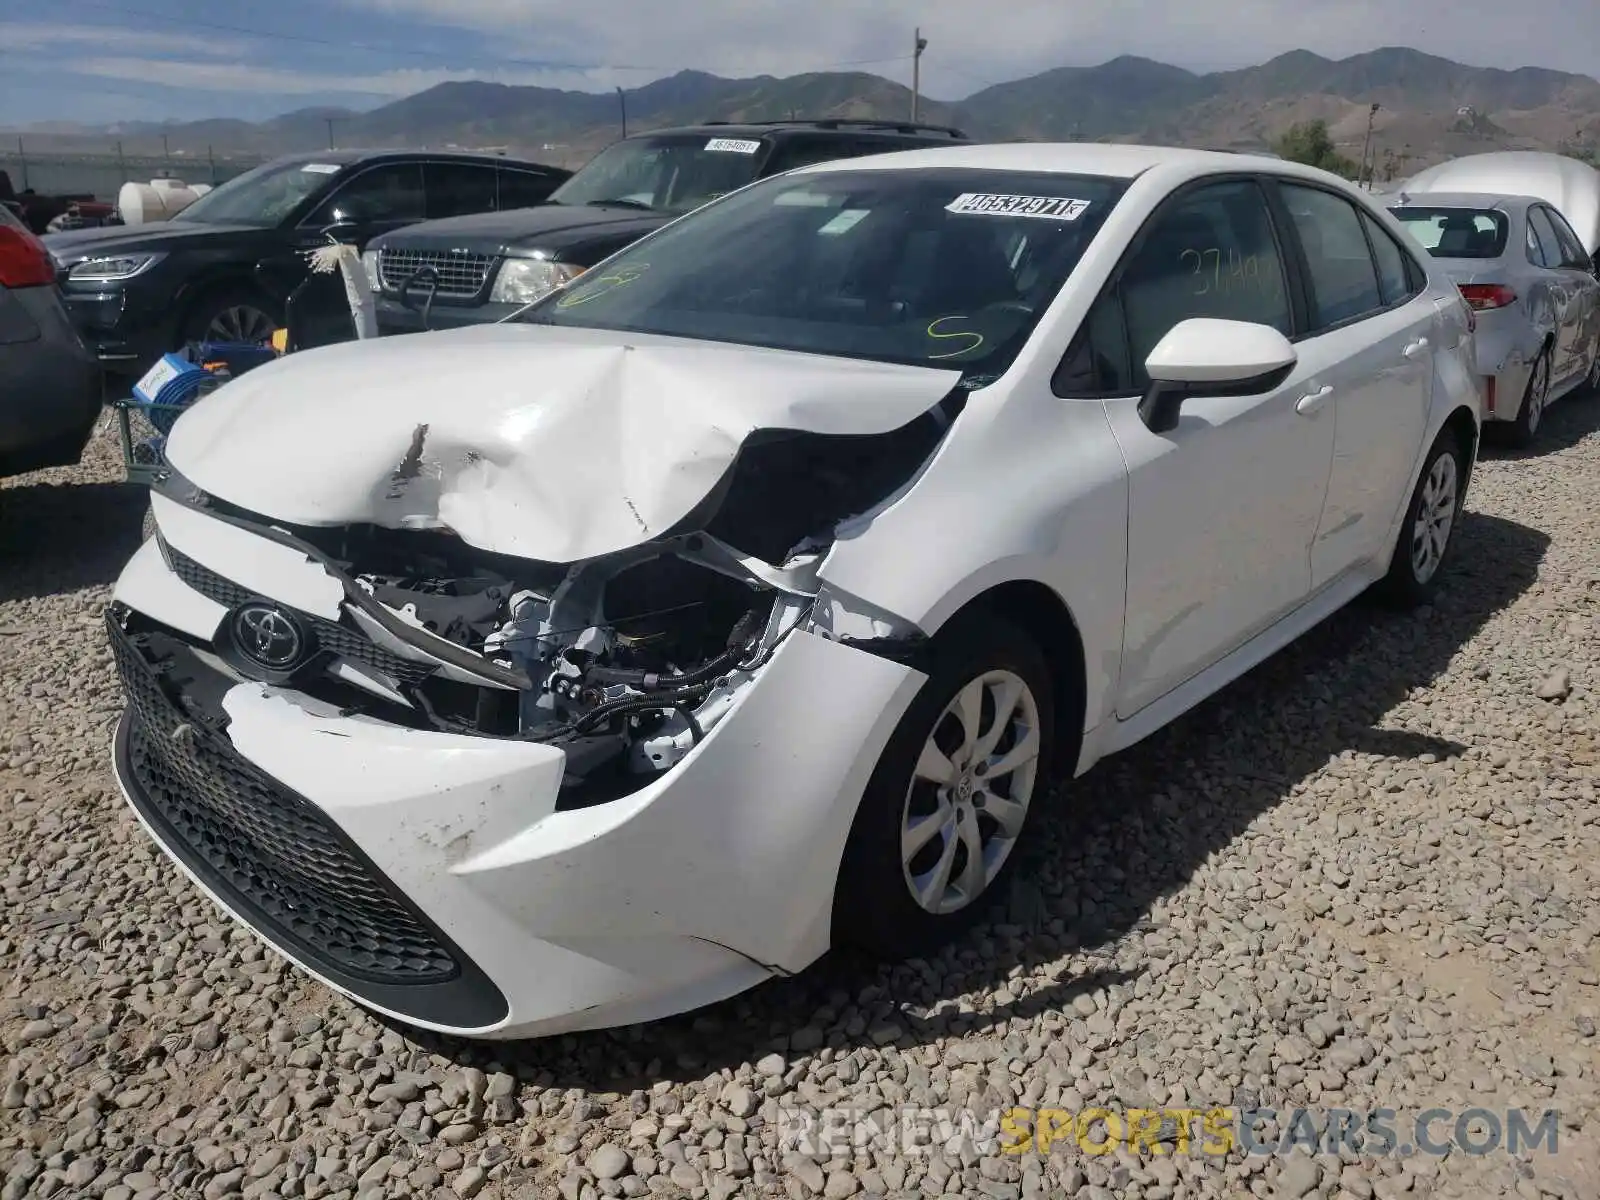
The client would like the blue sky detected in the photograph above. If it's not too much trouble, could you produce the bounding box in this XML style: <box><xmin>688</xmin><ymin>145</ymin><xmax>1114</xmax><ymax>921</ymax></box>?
<box><xmin>2</xmin><ymin>0</ymin><xmax>1597</xmax><ymax>127</ymax></box>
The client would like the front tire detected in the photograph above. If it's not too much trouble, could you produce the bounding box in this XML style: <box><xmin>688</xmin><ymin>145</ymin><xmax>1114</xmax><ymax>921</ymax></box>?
<box><xmin>834</xmin><ymin>614</ymin><xmax>1055</xmax><ymax>958</ymax></box>
<box><xmin>181</xmin><ymin>287</ymin><xmax>279</xmax><ymax>348</ymax></box>
<box><xmin>1377</xmin><ymin>431</ymin><xmax>1465</xmax><ymax>608</ymax></box>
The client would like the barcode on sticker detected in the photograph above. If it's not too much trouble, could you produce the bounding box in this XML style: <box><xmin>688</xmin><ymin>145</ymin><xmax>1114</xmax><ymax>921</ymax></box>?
<box><xmin>706</xmin><ymin>138</ymin><xmax>762</xmax><ymax>154</ymax></box>
<box><xmin>945</xmin><ymin>193</ymin><xmax>1091</xmax><ymax>220</ymax></box>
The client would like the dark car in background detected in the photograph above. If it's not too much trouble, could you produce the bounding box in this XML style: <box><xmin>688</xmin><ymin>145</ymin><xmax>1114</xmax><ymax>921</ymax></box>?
<box><xmin>42</xmin><ymin>149</ymin><xmax>571</xmax><ymax>373</ymax></box>
<box><xmin>366</xmin><ymin>119</ymin><xmax>969</xmax><ymax>333</ymax></box>
<box><xmin>0</xmin><ymin>205</ymin><xmax>100</xmax><ymax>482</ymax></box>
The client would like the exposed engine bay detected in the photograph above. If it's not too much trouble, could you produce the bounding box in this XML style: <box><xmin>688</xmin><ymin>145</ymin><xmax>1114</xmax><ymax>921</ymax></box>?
<box><xmin>163</xmin><ymin>392</ymin><xmax>959</xmax><ymax>805</ymax></box>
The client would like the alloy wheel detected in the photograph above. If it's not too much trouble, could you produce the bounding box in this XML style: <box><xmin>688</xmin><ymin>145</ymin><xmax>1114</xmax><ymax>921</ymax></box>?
<box><xmin>900</xmin><ymin>670</ymin><xmax>1041</xmax><ymax>916</ymax></box>
<box><xmin>205</xmin><ymin>304</ymin><xmax>277</xmax><ymax>345</ymax></box>
<box><xmin>1409</xmin><ymin>452</ymin><xmax>1458</xmax><ymax>585</ymax></box>
<box><xmin>1524</xmin><ymin>354</ymin><xmax>1550</xmax><ymax>434</ymax></box>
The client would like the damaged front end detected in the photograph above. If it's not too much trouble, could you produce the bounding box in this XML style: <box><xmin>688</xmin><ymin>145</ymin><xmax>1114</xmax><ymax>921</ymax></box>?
<box><xmin>136</xmin><ymin>388</ymin><xmax>956</xmax><ymax>806</ymax></box>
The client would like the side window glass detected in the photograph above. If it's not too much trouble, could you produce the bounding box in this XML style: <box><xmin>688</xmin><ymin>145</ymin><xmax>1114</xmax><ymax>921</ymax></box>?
<box><xmin>1116</xmin><ymin>179</ymin><xmax>1292</xmax><ymax>391</ymax></box>
<box><xmin>764</xmin><ymin>138</ymin><xmax>855</xmax><ymax>174</ymax></box>
<box><xmin>425</xmin><ymin>163</ymin><xmax>498</xmax><ymax>219</ymax></box>
<box><xmin>1526</xmin><ymin>208</ymin><xmax>1559</xmax><ymax>269</ymax></box>
<box><xmin>1361</xmin><ymin>211</ymin><xmax>1419</xmax><ymax>307</ymax></box>
<box><xmin>498</xmin><ymin>169</ymin><xmax>561</xmax><ymax>210</ymax></box>
<box><xmin>1546</xmin><ymin>207</ymin><xmax>1591</xmax><ymax>269</ymax></box>
<box><xmin>305</xmin><ymin>163</ymin><xmax>424</xmax><ymax>226</ymax></box>
<box><xmin>1053</xmin><ymin>294</ymin><xmax>1133</xmax><ymax>396</ymax></box>
<box><xmin>1279</xmin><ymin>184</ymin><xmax>1384</xmax><ymax>330</ymax></box>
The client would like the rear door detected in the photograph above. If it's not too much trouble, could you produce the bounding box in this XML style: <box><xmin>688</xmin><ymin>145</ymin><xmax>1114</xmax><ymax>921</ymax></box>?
<box><xmin>1273</xmin><ymin>181</ymin><xmax>1433</xmax><ymax>588</ymax></box>
<box><xmin>1542</xmin><ymin>205</ymin><xmax>1600</xmax><ymax>384</ymax></box>
<box><xmin>1528</xmin><ymin>205</ymin><xmax>1578</xmax><ymax>378</ymax></box>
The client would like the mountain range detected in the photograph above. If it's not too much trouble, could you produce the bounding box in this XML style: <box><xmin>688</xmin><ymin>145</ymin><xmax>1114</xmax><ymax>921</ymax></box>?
<box><xmin>13</xmin><ymin>46</ymin><xmax>1600</xmax><ymax>175</ymax></box>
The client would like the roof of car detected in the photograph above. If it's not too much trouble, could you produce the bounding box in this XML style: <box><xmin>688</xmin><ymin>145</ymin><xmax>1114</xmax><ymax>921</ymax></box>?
<box><xmin>792</xmin><ymin>141</ymin><xmax>1347</xmax><ymax>182</ymax></box>
<box><xmin>259</xmin><ymin>148</ymin><xmax>563</xmax><ymax>170</ymax></box>
<box><xmin>642</xmin><ymin>119</ymin><xmax>967</xmax><ymax>141</ymax></box>
<box><xmin>1388</xmin><ymin>191</ymin><xmax>1532</xmax><ymax>211</ymax></box>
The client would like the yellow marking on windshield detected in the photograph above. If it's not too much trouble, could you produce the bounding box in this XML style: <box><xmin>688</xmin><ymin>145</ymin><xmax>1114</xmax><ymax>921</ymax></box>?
<box><xmin>926</xmin><ymin>315</ymin><xmax>985</xmax><ymax>359</ymax></box>
<box><xmin>556</xmin><ymin>263</ymin><xmax>651</xmax><ymax>308</ymax></box>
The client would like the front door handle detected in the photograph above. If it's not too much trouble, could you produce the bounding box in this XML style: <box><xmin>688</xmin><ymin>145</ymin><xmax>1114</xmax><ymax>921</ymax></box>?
<box><xmin>1403</xmin><ymin>337</ymin><xmax>1430</xmax><ymax>359</ymax></box>
<box><xmin>1296</xmin><ymin>385</ymin><xmax>1333</xmax><ymax>416</ymax></box>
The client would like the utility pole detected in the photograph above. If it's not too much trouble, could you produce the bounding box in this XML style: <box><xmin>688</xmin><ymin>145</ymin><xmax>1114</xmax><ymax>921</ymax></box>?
<box><xmin>911</xmin><ymin>28</ymin><xmax>928</xmax><ymax>122</ymax></box>
<box><xmin>161</xmin><ymin>133</ymin><xmax>171</xmax><ymax>167</ymax></box>
<box><xmin>15</xmin><ymin>137</ymin><xmax>26</xmax><ymax>191</ymax></box>
<box><xmin>325</xmin><ymin>118</ymin><xmax>336</xmax><ymax>150</ymax></box>
<box><xmin>116</xmin><ymin>139</ymin><xmax>126</xmax><ymax>184</ymax></box>
<box><xmin>1359</xmin><ymin>102</ymin><xmax>1380</xmax><ymax>189</ymax></box>
<box><xmin>617</xmin><ymin>87</ymin><xmax>627</xmax><ymax>138</ymax></box>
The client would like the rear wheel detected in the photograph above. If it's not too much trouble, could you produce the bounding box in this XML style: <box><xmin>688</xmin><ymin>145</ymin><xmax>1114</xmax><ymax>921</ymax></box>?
<box><xmin>1377</xmin><ymin>431</ymin><xmax>1465</xmax><ymax>608</ymax></box>
<box><xmin>834</xmin><ymin>614</ymin><xmax>1055</xmax><ymax>958</ymax></box>
<box><xmin>1506</xmin><ymin>347</ymin><xmax>1551</xmax><ymax>447</ymax></box>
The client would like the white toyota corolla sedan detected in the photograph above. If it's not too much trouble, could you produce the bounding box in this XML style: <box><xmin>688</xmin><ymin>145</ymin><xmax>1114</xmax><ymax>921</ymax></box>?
<box><xmin>108</xmin><ymin>144</ymin><xmax>1482</xmax><ymax>1039</ymax></box>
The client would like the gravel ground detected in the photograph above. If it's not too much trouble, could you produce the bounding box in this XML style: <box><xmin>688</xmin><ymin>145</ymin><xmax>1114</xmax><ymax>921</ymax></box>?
<box><xmin>3</xmin><ymin>400</ymin><xmax>1600</xmax><ymax>1200</ymax></box>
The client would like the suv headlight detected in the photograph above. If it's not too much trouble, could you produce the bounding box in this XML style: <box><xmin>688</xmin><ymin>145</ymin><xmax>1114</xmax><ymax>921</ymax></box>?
<box><xmin>67</xmin><ymin>253</ymin><xmax>165</xmax><ymax>282</ymax></box>
<box><xmin>490</xmin><ymin>257</ymin><xmax>584</xmax><ymax>305</ymax></box>
<box><xmin>361</xmin><ymin>249</ymin><xmax>382</xmax><ymax>292</ymax></box>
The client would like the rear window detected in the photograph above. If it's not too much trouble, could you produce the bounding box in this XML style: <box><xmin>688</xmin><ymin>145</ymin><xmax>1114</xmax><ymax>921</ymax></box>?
<box><xmin>1391</xmin><ymin>207</ymin><xmax>1508</xmax><ymax>259</ymax></box>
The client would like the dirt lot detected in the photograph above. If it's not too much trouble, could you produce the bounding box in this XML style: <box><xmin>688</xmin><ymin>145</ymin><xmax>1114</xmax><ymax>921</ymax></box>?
<box><xmin>2</xmin><ymin>399</ymin><xmax>1599</xmax><ymax>1200</ymax></box>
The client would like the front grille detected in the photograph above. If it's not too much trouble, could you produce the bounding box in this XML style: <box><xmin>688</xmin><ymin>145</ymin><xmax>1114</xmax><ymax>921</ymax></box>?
<box><xmin>163</xmin><ymin>543</ymin><xmax>436</xmax><ymax>687</ymax></box>
<box><xmin>378</xmin><ymin>248</ymin><xmax>495</xmax><ymax>299</ymax></box>
<box><xmin>109</xmin><ymin>617</ymin><xmax>460</xmax><ymax>985</ymax></box>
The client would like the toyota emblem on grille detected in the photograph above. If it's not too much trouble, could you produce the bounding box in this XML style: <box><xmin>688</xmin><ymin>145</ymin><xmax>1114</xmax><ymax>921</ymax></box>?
<box><xmin>232</xmin><ymin>603</ymin><xmax>307</xmax><ymax>671</ymax></box>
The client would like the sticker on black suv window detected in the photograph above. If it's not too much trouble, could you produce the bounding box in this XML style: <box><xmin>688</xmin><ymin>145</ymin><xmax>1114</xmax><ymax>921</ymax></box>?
<box><xmin>946</xmin><ymin>193</ymin><xmax>1091</xmax><ymax>220</ymax></box>
<box><xmin>705</xmin><ymin>138</ymin><xmax>762</xmax><ymax>154</ymax></box>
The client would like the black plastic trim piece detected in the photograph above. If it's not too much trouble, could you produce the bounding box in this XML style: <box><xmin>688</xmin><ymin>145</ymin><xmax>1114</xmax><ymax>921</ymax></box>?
<box><xmin>109</xmin><ymin>614</ymin><xmax>510</xmax><ymax>1031</ymax></box>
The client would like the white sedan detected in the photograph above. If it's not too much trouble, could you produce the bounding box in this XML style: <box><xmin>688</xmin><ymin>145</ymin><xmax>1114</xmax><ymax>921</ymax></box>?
<box><xmin>108</xmin><ymin>144</ymin><xmax>1482</xmax><ymax>1039</ymax></box>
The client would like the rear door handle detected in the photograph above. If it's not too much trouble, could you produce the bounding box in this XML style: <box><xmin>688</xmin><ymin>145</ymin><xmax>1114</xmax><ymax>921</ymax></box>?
<box><xmin>1403</xmin><ymin>337</ymin><xmax>1430</xmax><ymax>358</ymax></box>
<box><xmin>1296</xmin><ymin>385</ymin><xmax>1333</xmax><ymax>416</ymax></box>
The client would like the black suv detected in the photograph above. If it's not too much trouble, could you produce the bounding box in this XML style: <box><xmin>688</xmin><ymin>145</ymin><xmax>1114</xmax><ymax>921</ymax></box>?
<box><xmin>44</xmin><ymin>149</ymin><xmax>570</xmax><ymax>372</ymax></box>
<box><xmin>367</xmin><ymin>119</ymin><xmax>969</xmax><ymax>333</ymax></box>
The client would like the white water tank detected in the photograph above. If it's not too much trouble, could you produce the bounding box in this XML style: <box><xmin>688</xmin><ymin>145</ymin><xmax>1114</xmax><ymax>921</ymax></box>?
<box><xmin>116</xmin><ymin>178</ymin><xmax>211</xmax><ymax>225</ymax></box>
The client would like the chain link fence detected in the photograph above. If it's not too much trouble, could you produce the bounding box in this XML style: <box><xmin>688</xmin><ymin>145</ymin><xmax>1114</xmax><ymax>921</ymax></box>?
<box><xmin>0</xmin><ymin>146</ymin><xmax>268</xmax><ymax>202</ymax></box>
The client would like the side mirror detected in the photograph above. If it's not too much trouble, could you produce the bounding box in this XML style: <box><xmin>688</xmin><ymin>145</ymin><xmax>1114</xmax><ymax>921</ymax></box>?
<box><xmin>1137</xmin><ymin>318</ymin><xmax>1298</xmax><ymax>434</ymax></box>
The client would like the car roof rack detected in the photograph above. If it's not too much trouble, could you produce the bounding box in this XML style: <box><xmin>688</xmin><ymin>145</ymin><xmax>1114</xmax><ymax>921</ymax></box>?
<box><xmin>700</xmin><ymin>118</ymin><xmax>967</xmax><ymax>139</ymax></box>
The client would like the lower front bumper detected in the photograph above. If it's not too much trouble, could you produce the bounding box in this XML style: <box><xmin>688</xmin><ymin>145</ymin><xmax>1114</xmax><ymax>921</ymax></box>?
<box><xmin>374</xmin><ymin>297</ymin><xmax>522</xmax><ymax>335</ymax></box>
<box><xmin>108</xmin><ymin>553</ymin><xmax>924</xmax><ymax>1036</ymax></box>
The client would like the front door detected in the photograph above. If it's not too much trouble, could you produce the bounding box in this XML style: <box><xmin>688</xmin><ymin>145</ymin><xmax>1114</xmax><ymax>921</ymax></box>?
<box><xmin>1067</xmin><ymin>177</ymin><xmax>1337</xmax><ymax>718</ymax></box>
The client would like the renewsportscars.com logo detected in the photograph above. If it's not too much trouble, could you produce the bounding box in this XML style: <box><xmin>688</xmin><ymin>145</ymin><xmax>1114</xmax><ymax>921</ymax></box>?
<box><xmin>772</xmin><ymin>1104</ymin><xmax>1560</xmax><ymax>1159</ymax></box>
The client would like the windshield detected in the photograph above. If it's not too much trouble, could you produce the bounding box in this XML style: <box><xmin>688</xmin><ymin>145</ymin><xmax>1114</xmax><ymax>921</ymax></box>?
<box><xmin>522</xmin><ymin>168</ymin><xmax>1126</xmax><ymax>379</ymax></box>
<box><xmin>547</xmin><ymin>134</ymin><xmax>770</xmax><ymax>215</ymax></box>
<box><xmin>174</xmin><ymin>158</ymin><xmax>343</xmax><ymax>226</ymax></box>
<box><xmin>1392</xmin><ymin>206</ymin><xmax>1509</xmax><ymax>259</ymax></box>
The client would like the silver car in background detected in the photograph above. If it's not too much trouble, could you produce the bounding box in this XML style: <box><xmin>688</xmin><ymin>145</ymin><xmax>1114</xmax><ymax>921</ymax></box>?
<box><xmin>1391</xmin><ymin>192</ymin><xmax>1600</xmax><ymax>445</ymax></box>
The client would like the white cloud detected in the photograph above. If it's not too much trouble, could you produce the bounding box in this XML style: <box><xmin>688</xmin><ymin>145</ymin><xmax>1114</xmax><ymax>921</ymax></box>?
<box><xmin>65</xmin><ymin>56</ymin><xmax>624</xmax><ymax>98</ymax></box>
<box><xmin>0</xmin><ymin>21</ymin><xmax>245</xmax><ymax>58</ymax></box>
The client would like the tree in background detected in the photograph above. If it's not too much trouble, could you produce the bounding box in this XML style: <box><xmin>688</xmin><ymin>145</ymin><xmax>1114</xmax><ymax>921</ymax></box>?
<box><xmin>1273</xmin><ymin>120</ymin><xmax>1359</xmax><ymax>178</ymax></box>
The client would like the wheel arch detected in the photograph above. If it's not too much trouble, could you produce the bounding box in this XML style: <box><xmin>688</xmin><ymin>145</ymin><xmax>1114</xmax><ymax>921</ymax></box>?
<box><xmin>172</xmin><ymin>271</ymin><xmax>281</xmax><ymax>346</ymax></box>
<box><xmin>930</xmin><ymin>579</ymin><xmax>1088</xmax><ymax>782</ymax></box>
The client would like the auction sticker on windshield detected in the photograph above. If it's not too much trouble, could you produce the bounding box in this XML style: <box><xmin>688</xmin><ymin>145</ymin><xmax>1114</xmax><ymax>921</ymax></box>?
<box><xmin>706</xmin><ymin>138</ymin><xmax>763</xmax><ymax>154</ymax></box>
<box><xmin>946</xmin><ymin>193</ymin><xmax>1091</xmax><ymax>220</ymax></box>
<box><xmin>301</xmin><ymin>163</ymin><xmax>341</xmax><ymax>174</ymax></box>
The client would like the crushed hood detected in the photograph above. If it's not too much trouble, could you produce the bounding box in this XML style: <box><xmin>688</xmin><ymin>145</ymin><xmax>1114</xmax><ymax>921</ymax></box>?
<box><xmin>163</xmin><ymin>322</ymin><xmax>961</xmax><ymax>563</ymax></box>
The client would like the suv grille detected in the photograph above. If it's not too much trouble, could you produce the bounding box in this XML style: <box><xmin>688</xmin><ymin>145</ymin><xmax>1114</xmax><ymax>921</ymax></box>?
<box><xmin>163</xmin><ymin>542</ymin><xmax>436</xmax><ymax>687</ymax></box>
<box><xmin>108</xmin><ymin>616</ymin><xmax>460</xmax><ymax>985</ymax></box>
<box><xmin>378</xmin><ymin>248</ymin><xmax>495</xmax><ymax>299</ymax></box>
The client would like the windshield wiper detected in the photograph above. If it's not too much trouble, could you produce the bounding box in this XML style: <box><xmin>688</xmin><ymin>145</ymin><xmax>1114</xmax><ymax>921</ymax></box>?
<box><xmin>585</xmin><ymin>198</ymin><xmax>657</xmax><ymax>211</ymax></box>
